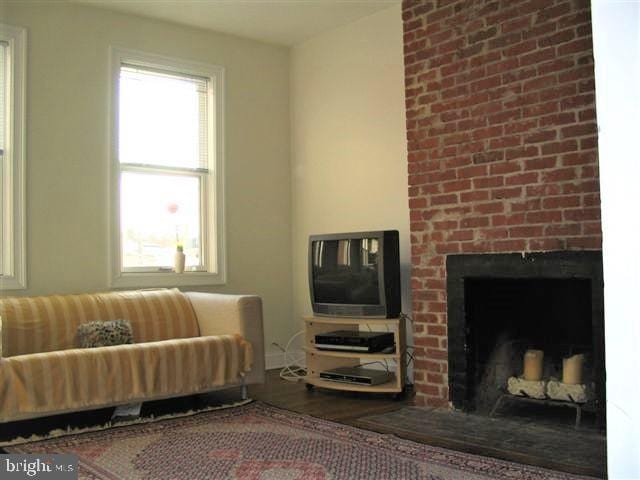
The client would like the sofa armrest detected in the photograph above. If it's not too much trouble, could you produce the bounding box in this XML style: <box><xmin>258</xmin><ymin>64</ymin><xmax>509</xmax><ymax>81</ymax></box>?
<box><xmin>185</xmin><ymin>292</ymin><xmax>265</xmax><ymax>385</ymax></box>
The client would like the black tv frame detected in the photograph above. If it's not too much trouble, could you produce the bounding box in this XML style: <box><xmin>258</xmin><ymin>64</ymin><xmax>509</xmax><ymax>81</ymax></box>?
<box><xmin>308</xmin><ymin>230</ymin><xmax>401</xmax><ymax>318</ymax></box>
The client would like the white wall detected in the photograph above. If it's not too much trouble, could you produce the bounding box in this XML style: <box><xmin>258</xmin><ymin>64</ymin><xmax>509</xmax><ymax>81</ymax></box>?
<box><xmin>591</xmin><ymin>1</ymin><xmax>640</xmax><ymax>478</ymax></box>
<box><xmin>290</xmin><ymin>7</ymin><xmax>409</xmax><ymax>337</ymax></box>
<box><xmin>0</xmin><ymin>3</ymin><xmax>293</xmax><ymax>355</ymax></box>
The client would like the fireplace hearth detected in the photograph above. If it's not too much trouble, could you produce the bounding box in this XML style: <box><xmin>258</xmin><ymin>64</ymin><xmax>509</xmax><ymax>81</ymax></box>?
<box><xmin>446</xmin><ymin>251</ymin><xmax>605</xmax><ymax>426</ymax></box>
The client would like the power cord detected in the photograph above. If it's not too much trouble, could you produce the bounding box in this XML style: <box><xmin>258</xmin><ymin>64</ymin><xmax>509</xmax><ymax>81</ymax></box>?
<box><xmin>272</xmin><ymin>330</ymin><xmax>307</xmax><ymax>382</ymax></box>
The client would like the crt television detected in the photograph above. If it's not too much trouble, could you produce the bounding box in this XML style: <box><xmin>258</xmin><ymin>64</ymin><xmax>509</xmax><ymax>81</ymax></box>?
<box><xmin>308</xmin><ymin>230</ymin><xmax>401</xmax><ymax>318</ymax></box>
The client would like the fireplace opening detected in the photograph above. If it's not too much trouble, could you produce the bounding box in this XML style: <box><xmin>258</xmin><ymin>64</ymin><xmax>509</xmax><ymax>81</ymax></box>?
<box><xmin>465</xmin><ymin>278</ymin><xmax>593</xmax><ymax>412</ymax></box>
<box><xmin>447</xmin><ymin>252</ymin><xmax>605</xmax><ymax>428</ymax></box>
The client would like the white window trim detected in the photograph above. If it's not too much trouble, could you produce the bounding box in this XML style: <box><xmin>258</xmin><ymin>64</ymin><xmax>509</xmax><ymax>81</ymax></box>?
<box><xmin>108</xmin><ymin>47</ymin><xmax>226</xmax><ymax>288</ymax></box>
<box><xmin>0</xmin><ymin>24</ymin><xmax>26</xmax><ymax>291</ymax></box>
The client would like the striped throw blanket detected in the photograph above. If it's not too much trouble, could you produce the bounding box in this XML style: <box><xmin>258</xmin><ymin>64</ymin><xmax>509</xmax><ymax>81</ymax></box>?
<box><xmin>0</xmin><ymin>289</ymin><xmax>253</xmax><ymax>422</ymax></box>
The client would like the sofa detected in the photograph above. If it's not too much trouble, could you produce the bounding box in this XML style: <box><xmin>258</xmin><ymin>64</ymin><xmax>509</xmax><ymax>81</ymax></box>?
<box><xmin>0</xmin><ymin>288</ymin><xmax>265</xmax><ymax>423</ymax></box>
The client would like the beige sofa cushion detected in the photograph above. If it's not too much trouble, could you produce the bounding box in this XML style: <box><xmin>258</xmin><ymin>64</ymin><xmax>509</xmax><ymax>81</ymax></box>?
<box><xmin>0</xmin><ymin>289</ymin><xmax>200</xmax><ymax>357</ymax></box>
<box><xmin>0</xmin><ymin>333</ymin><xmax>252</xmax><ymax>422</ymax></box>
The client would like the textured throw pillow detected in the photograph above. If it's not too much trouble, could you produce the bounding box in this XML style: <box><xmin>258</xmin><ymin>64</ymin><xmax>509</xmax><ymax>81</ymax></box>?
<box><xmin>77</xmin><ymin>319</ymin><xmax>134</xmax><ymax>348</ymax></box>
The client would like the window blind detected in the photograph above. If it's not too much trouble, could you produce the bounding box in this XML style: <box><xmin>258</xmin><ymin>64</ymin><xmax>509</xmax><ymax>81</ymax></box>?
<box><xmin>118</xmin><ymin>63</ymin><xmax>209</xmax><ymax>171</ymax></box>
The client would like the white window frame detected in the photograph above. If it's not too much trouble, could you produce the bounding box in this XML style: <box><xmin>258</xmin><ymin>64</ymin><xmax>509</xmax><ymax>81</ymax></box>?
<box><xmin>0</xmin><ymin>24</ymin><xmax>26</xmax><ymax>291</ymax></box>
<box><xmin>109</xmin><ymin>47</ymin><xmax>226</xmax><ymax>288</ymax></box>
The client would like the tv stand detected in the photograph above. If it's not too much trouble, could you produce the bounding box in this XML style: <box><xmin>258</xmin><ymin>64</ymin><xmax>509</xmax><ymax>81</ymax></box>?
<box><xmin>303</xmin><ymin>316</ymin><xmax>406</xmax><ymax>397</ymax></box>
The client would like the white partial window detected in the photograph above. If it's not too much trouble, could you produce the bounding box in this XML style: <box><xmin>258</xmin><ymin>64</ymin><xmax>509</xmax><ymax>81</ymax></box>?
<box><xmin>0</xmin><ymin>24</ymin><xmax>26</xmax><ymax>291</ymax></box>
<box><xmin>110</xmin><ymin>49</ymin><xmax>225</xmax><ymax>288</ymax></box>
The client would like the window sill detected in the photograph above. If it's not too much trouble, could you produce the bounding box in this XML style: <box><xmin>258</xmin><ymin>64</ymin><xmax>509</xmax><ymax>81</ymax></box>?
<box><xmin>110</xmin><ymin>271</ymin><xmax>225</xmax><ymax>289</ymax></box>
<box><xmin>0</xmin><ymin>274</ymin><xmax>27</xmax><ymax>291</ymax></box>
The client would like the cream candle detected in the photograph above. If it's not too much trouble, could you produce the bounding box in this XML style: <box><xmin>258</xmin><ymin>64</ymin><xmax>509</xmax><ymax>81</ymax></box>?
<box><xmin>523</xmin><ymin>349</ymin><xmax>544</xmax><ymax>381</ymax></box>
<box><xmin>562</xmin><ymin>353</ymin><xmax>585</xmax><ymax>385</ymax></box>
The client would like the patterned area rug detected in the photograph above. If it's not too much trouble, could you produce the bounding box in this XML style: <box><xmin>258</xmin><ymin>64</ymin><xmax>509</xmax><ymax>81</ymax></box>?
<box><xmin>6</xmin><ymin>402</ymin><xmax>595</xmax><ymax>480</ymax></box>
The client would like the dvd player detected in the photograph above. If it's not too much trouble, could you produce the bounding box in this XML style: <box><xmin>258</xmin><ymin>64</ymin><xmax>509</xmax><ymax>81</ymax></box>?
<box><xmin>314</xmin><ymin>330</ymin><xmax>395</xmax><ymax>353</ymax></box>
<box><xmin>320</xmin><ymin>366</ymin><xmax>392</xmax><ymax>386</ymax></box>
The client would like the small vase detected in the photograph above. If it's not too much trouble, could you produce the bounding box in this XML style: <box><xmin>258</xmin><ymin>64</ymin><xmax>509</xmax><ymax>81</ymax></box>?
<box><xmin>174</xmin><ymin>248</ymin><xmax>185</xmax><ymax>274</ymax></box>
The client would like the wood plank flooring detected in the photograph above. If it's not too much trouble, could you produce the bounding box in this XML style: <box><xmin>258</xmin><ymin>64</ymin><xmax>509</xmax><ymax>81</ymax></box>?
<box><xmin>252</xmin><ymin>370</ymin><xmax>605</xmax><ymax>478</ymax></box>
<box><xmin>1</xmin><ymin>369</ymin><xmax>606</xmax><ymax>478</ymax></box>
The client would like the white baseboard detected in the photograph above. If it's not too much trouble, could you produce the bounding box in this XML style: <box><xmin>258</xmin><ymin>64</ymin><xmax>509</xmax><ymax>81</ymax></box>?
<box><xmin>265</xmin><ymin>349</ymin><xmax>305</xmax><ymax>370</ymax></box>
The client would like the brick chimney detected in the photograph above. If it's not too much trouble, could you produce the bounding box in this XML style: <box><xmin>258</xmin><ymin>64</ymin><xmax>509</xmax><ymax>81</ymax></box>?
<box><xmin>402</xmin><ymin>0</ymin><xmax>602</xmax><ymax>407</ymax></box>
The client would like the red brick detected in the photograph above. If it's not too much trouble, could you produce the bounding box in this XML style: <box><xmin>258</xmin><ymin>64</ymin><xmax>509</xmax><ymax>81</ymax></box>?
<box><xmin>488</xmin><ymin>109</ymin><xmax>523</xmax><ymax>125</ymax></box>
<box><xmin>558</xmin><ymin>37</ymin><xmax>593</xmax><ymax>56</ymax></box>
<box><xmin>492</xmin><ymin>186</ymin><xmax>523</xmax><ymax>199</ymax></box>
<box><xmin>472</xmin><ymin>126</ymin><xmax>503</xmax><ymax>141</ymax></box>
<box><xmin>409</xmin><ymin>197</ymin><xmax>427</xmax><ymax>209</ymax></box>
<box><xmin>529</xmin><ymin>238</ymin><xmax>567</xmax><ymax>251</ymax></box>
<box><xmin>538</xmin><ymin>29</ymin><xmax>575</xmax><ymax>48</ymax></box>
<box><xmin>524</xmin><ymin>130</ymin><xmax>557</xmax><ymax>143</ymax></box>
<box><xmin>461</xmin><ymin>241</ymin><xmax>492</xmax><ymax>253</ymax></box>
<box><xmin>404</xmin><ymin>0</ymin><xmax>600</xmax><ymax>406</ymax></box>
<box><xmin>561</xmin><ymin>123</ymin><xmax>597</xmax><ymax>138</ymax></box>
<box><xmin>526</xmin><ymin>210</ymin><xmax>563</xmax><ymax>223</ymax></box>
<box><xmin>509</xmin><ymin>225</ymin><xmax>544</xmax><ymax>238</ymax></box>
<box><xmin>583</xmin><ymin>193</ymin><xmax>601</xmax><ymax>207</ymax></box>
<box><xmin>435</xmin><ymin>243</ymin><xmax>460</xmax><ymax>254</ymax></box>
<box><xmin>564</xmin><ymin>208</ymin><xmax>600</xmax><ymax>221</ymax></box>
<box><xmin>414</xmin><ymin>336</ymin><xmax>440</xmax><ymax>348</ymax></box>
<box><xmin>427</xmin><ymin>324</ymin><xmax>447</xmax><ymax>336</ymax></box>
<box><xmin>486</xmin><ymin>58</ymin><xmax>520</xmax><ymax>76</ymax></box>
<box><xmin>461</xmin><ymin>190</ymin><xmax>490</xmax><ymax>203</ymax></box>
<box><xmin>427</xmin><ymin>372</ymin><xmax>445</xmax><ymax>384</ymax></box>
<box><xmin>481</xmin><ymin>228</ymin><xmax>509</xmax><ymax>239</ymax></box>
<box><xmin>512</xmin><ymin>198</ymin><xmax>542</xmax><ymax>212</ymax></box>
<box><xmin>490</xmin><ymin>161</ymin><xmax>522</xmax><ymax>175</ymax></box>
<box><xmin>473</xmin><ymin>176</ymin><xmax>504</xmax><ymax>189</ymax></box>
<box><xmin>492</xmin><ymin>239</ymin><xmax>527</xmax><ymax>251</ymax></box>
<box><xmin>545</xmin><ymin>223</ymin><xmax>582</xmax><ymax>236</ymax></box>
<box><xmin>520</xmin><ymin>47</ymin><xmax>556</xmax><ymax>66</ymax></box>
<box><xmin>442</xmin><ymin>179</ymin><xmax>472</xmax><ymax>193</ymax></box>
<box><xmin>539</xmin><ymin>112</ymin><xmax>576</xmax><ymax>127</ymax></box>
<box><xmin>537</xmin><ymin>58</ymin><xmax>574</xmax><ymax>75</ymax></box>
<box><xmin>535</xmin><ymin>2</ymin><xmax>572</xmax><ymax>23</ymax></box>
<box><xmin>560</xmin><ymin>94</ymin><xmax>595</xmax><ymax>110</ymax></box>
<box><xmin>433</xmin><ymin>220</ymin><xmax>458</xmax><ymax>231</ymax></box>
<box><xmin>526</xmin><ymin>183</ymin><xmax>562</xmax><ymax>196</ymax></box>
<box><xmin>474</xmin><ymin>202</ymin><xmax>505</xmax><ymax>214</ymax></box>
<box><xmin>562</xmin><ymin>180</ymin><xmax>600</xmax><ymax>194</ymax></box>
<box><xmin>541</xmin><ymin>140</ymin><xmax>578</xmax><ymax>155</ymax></box>
<box><xmin>566</xmin><ymin>237</ymin><xmax>602</xmax><ymax>249</ymax></box>
<box><xmin>501</xmin><ymin>16</ymin><xmax>532</xmax><ymax>34</ymax></box>
<box><xmin>523</xmin><ymin>101</ymin><xmax>559</xmax><ymax>118</ymax></box>
<box><xmin>457</xmin><ymin>165</ymin><xmax>488</xmax><ymax>179</ymax></box>
<box><xmin>583</xmin><ymin>221</ymin><xmax>602</xmax><ymax>235</ymax></box>
<box><xmin>504</xmin><ymin>119</ymin><xmax>537</xmax><ymax>135</ymax></box>
<box><xmin>524</xmin><ymin>156</ymin><xmax>557</xmax><ymax>170</ymax></box>
<box><xmin>581</xmin><ymin>136</ymin><xmax>598</xmax><ymax>149</ymax></box>
<box><xmin>461</xmin><ymin>216</ymin><xmax>490</xmax><ymax>228</ymax></box>
<box><xmin>503</xmin><ymin>39</ymin><xmax>538</xmax><ymax>58</ymax></box>
<box><xmin>491</xmin><ymin>213</ymin><xmax>526</xmax><ymax>226</ymax></box>
<box><xmin>559</xmin><ymin>65</ymin><xmax>596</xmax><ymax>83</ymax></box>
<box><xmin>489</xmin><ymin>136</ymin><xmax>521</xmax><ymax>149</ymax></box>
<box><xmin>447</xmin><ymin>230</ymin><xmax>474</xmax><ymax>241</ymax></box>
<box><xmin>542</xmin><ymin>195</ymin><xmax>581</xmax><ymax>209</ymax></box>
<box><xmin>505</xmin><ymin>172</ymin><xmax>539</xmax><ymax>185</ymax></box>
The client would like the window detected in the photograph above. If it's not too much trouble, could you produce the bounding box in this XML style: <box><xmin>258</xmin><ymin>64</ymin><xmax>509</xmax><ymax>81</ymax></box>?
<box><xmin>0</xmin><ymin>24</ymin><xmax>26</xmax><ymax>291</ymax></box>
<box><xmin>110</xmin><ymin>49</ymin><xmax>225</xmax><ymax>287</ymax></box>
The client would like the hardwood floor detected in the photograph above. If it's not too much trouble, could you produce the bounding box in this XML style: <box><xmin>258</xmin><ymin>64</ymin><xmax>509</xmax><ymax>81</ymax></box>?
<box><xmin>253</xmin><ymin>370</ymin><xmax>605</xmax><ymax>478</ymax></box>
<box><xmin>1</xmin><ymin>369</ymin><xmax>605</xmax><ymax>478</ymax></box>
<box><xmin>250</xmin><ymin>369</ymin><xmax>413</xmax><ymax>424</ymax></box>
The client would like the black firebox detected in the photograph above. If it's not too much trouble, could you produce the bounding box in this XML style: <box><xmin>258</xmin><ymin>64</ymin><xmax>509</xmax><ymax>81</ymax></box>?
<box><xmin>446</xmin><ymin>251</ymin><xmax>605</xmax><ymax>424</ymax></box>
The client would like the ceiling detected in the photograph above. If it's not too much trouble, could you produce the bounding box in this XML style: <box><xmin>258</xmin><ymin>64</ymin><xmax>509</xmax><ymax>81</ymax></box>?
<box><xmin>74</xmin><ymin>0</ymin><xmax>399</xmax><ymax>46</ymax></box>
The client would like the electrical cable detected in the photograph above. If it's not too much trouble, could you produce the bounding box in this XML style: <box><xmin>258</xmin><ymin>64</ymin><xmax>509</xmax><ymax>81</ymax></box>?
<box><xmin>272</xmin><ymin>330</ymin><xmax>307</xmax><ymax>382</ymax></box>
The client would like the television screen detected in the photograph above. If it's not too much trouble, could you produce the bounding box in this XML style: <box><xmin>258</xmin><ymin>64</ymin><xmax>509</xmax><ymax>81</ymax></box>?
<box><xmin>311</xmin><ymin>237</ymin><xmax>380</xmax><ymax>305</ymax></box>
